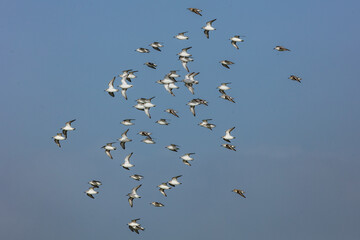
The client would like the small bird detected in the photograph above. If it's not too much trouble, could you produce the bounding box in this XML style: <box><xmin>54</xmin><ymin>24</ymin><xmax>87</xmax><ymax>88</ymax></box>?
<box><xmin>145</xmin><ymin>62</ymin><xmax>157</xmax><ymax>69</ymax></box>
<box><xmin>178</xmin><ymin>47</ymin><xmax>192</xmax><ymax>57</ymax></box>
<box><xmin>61</xmin><ymin>119</ymin><xmax>76</xmax><ymax>138</ymax></box>
<box><xmin>150</xmin><ymin>202</ymin><xmax>164</xmax><ymax>207</ymax></box>
<box><xmin>156</xmin><ymin>119</ymin><xmax>169</xmax><ymax>125</ymax></box>
<box><xmin>101</xmin><ymin>142</ymin><xmax>116</xmax><ymax>159</ymax></box>
<box><xmin>274</xmin><ymin>46</ymin><xmax>290</xmax><ymax>51</ymax></box>
<box><xmin>166</xmin><ymin>144</ymin><xmax>179</xmax><ymax>152</ymax></box>
<box><xmin>136</xmin><ymin>48</ymin><xmax>150</xmax><ymax>53</ymax></box>
<box><xmin>174</xmin><ymin>32</ymin><xmax>189</xmax><ymax>40</ymax></box>
<box><xmin>88</xmin><ymin>180</ymin><xmax>102</xmax><ymax>188</ymax></box>
<box><xmin>168</xmin><ymin>175</ymin><xmax>182</xmax><ymax>187</ymax></box>
<box><xmin>134</xmin><ymin>97</ymin><xmax>156</xmax><ymax>118</ymax></box>
<box><xmin>233</xmin><ymin>189</ymin><xmax>246</xmax><ymax>198</ymax></box>
<box><xmin>223</xmin><ymin>127</ymin><xmax>235</xmax><ymax>142</ymax></box>
<box><xmin>222</xmin><ymin>143</ymin><xmax>236</xmax><ymax>151</ymax></box>
<box><xmin>119</xmin><ymin>69</ymin><xmax>132</xmax><ymax>78</ymax></box>
<box><xmin>128</xmin><ymin>218</ymin><xmax>144</xmax><ymax>234</ymax></box>
<box><xmin>168</xmin><ymin>70</ymin><xmax>180</xmax><ymax>78</ymax></box>
<box><xmin>220</xmin><ymin>60</ymin><xmax>234</xmax><ymax>69</ymax></box>
<box><xmin>289</xmin><ymin>75</ymin><xmax>302</xmax><ymax>83</ymax></box>
<box><xmin>199</xmin><ymin>119</ymin><xmax>216</xmax><ymax>130</ymax></box>
<box><xmin>52</xmin><ymin>133</ymin><xmax>66</xmax><ymax>148</ymax></box>
<box><xmin>230</xmin><ymin>35</ymin><xmax>244</xmax><ymax>49</ymax></box>
<box><xmin>85</xmin><ymin>187</ymin><xmax>98</xmax><ymax>199</ymax></box>
<box><xmin>220</xmin><ymin>94</ymin><xmax>235</xmax><ymax>103</ymax></box>
<box><xmin>217</xmin><ymin>82</ymin><xmax>231</xmax><ymax>94</ymax></box>
<box><xmin>187</xmin><ymin>8</ymin><xmax>202</xmax><ymax>16</ymax></box>
<box><xmin>121</xmin><ymin>119</ymin><xmax>135</xmax><ymax>126</ymax></box>
<box><xmin>118</xmin><ymin>76</ymin><xmax>133</xmax><ymax>100</ymax></box>
<box><xmin>183</xmin><ymin>72</ymin><xmax>200</xmax><ymax>94</ymax></box>
<box><xmin>130</xmin><ymin>174</ymin><xmax>144</xmax><ymax>181</ymax></box>
<box><xmin>165</xmin><ymin>109</ymin><xmax>179</xmax><ymax>118</ymax></box>
<box><xmin>127</xmin><ymin>184</ymin><xmax>142</xmax><ymax>207</ymax></box>
<box><xmin>105</xmin><ymin>76</ymin><xmax>119</xmax><ymax>97</ymax></box>
<box><xmin>187</xmin><ymin>98</ymin><xmax>208</xmax><ymax>116</ymax></box>
<box><xmin>180</xmin><ymin>153</ymin><xmax>195</xmax><ymax>164</ymax></box>
<box><xmin>127</xmin><ymin>70</ymin><xmax>138</xmax><ymax>82</ymax></box>
<box><xmin>118</xmin><ymin>129</ymin><xmax>132</xmax><ymax>150</ymax></box>
<box><xmin>141</xmin><ymin>137</ymin><xmax>155</xmax><ymax>144</ymax></box>
<box><xmin>138</xmin><ymin>131</ymin><xmax>152</xmax><ymax>138</ymax></box>
<box><xmin>202</xmin><ymin>19</ymin><xmax>216</xmax><ymax>39</ymax></box>
<box><xmin>149</xmin><ymin>42</ymin><xmax>163</xmax><ymax>51</ymax></box>
<box><xmin>121</xmin><ymin>152</ymin><xmax>134</xmax><ymax>170</ymax></box>
<box><xmin>158</xmin><ymin>183</ymin><xmax>171</xmax><ymax>197</ymax></box>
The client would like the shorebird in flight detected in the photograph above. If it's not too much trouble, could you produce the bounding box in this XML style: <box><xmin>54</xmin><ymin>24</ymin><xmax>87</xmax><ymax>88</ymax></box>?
<box><xmin>136</xmin><ymin>48</ymin><xmax>150</xmax><ymax>53</ymax></box>
<box><xmin>174</xmin><ymin>32</ymin><xmax>189</xmax><ymax>40</ymax></box>
<box><xmin>121</xmin><ymin>152</ymin><xmax>134</xmax><ymax>170</ymax></box>
<box><xmin>101</xmin><ymin>142</ymin><xmax>116</xmax><ymax>159</ymax></box>
<box><xmin>233</xmin><ymin>189</ymin><xmax>246</xmax><ymax>198</ymax></box>
<box><xmin>121</xmin><ymin>119</ymin><xmax>135</xmax><ymax>126</ymax></box>
<box><xmin>222</xmin><ymin>143</ymin><xmax>236</xmax><ymax>151</ymax></box>
<box><xmin>105</xmin><ymin>76</ymin><xmax>118</xmax><ymax>97</ymax></box>
<box><xmin>230</xmin><ymin>35</ymin><xmax>244</xmax><ymax>49</ymax></box>
<box><xmin>166</xmin><ymin>144</ymin><xmax>179</xmax><ymax>152</ymax></box>
<box><xmin>127</xmin><ymin>184</ymin><xmax>142</xmax><ymax>207</ymax></box>
<box><xmin>217</xmin><ymin>82</ymin><xmax>231</xmax><ymax>94</ymax></box>
<box><xmin>220</xmin><ymin>94</ymin><xmax>235</xmax><ymax>103</ymax></box>
<box><xmin>130</xmin><ymin>174</ymin><xmax>143</xmax><ymax>181</ymax></box>
<box><xmin>145</xmin><ymin>62</ymin><xmax>157</xmax><ymax>69</ymax></box>
<box><xmin>187</xmin><ymin>8</ymin><xmax>202</xmax><ymax>16</ymax></box>
<box><xmin>158</xmin><ymin>183</ymin><xmax>171</xmax><ymax>197</ymax></box>
<box><xmin>85</xmin><ymin>187</ymin><xmax>98</xmax><ymax>199</ymax></box>
<box><xmin>202</xmin><ymin>19</ymin><xmax>216</xmax><ymax>39</ymax></box>
<box><xmin>274</xmin><ymin>46</ymin><xmax>290</xmax><ymax>51</ymax></box>
<box><xmin>168</xmin><ymin>175</ymin><xmax>182</xmax><ymax>187</ymax></box>
<box><xmin>199</xmin><ymin>119</ymin><xmax>216</xmax><ymax>130</ymax></box>
<box><xmin>187</xmin><ymin>98</ymin><xmax>208</xmax><ymax>116</ymax></box>
<box><xmin>156</xmin><ymin>119</ymin><xmax>169</xmax><ymax>125</ymax></box>
<box><xmin>220</xmin><ymin>60</ymin><xmax>234</xmax><ymax>69</ymax></box>
<box><xmin>223</xmin><ymin>127</ymin><xmax>235</xmax><ymax>142</ymax></box>
<box><xmin>181</xmin><ymin>153</ymin><xmax>195</xmax><ymax>166</ymax></box>
<box><xmin>149</xmin><ymin>42</ymin><xmax>163</xmax><ymax>51</ymax></box>
<box><xmin>88</xmin><ymin>180</ymin><xmax>102</xmax><ymax>188</ymax></box>
<box><xmin>52</xmin><ymin>133</ymin><xmax>66</xmax><ymax>148</ymax></box>
<box><xmin>165</xmin><ymin>109</ymin><xmax>179</xmax><ymax>118</ymax></box>
<box><xmin>118</xmin><ymin>129</ymin><xmax>132</xmax><ymax>149</ymax></box>
<box><xmin>128</xmin><ymin>218</ymin><xmax>145</xmax><ymax>234</ymax></box>
<box><xmin>150</xmin><ymin>202</ymin><xmax>164</xmax><ymax>207</ymax></box>
<box><xmin>118</xmin><ymin>76</ymin><xmax>133</xmax><ymax>100</ymax></box>
<box><xmin>61</xmin><ymin>119</ymin><xmax>76</xmax><ymax>138</ymax></box>
<box><xmin>289</xmin><ymin>75</ymin><xmax>302</xmax><ymax>83</ymax></box>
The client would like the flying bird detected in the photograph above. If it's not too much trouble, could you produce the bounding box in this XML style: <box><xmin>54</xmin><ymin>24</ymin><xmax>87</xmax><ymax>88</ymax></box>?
<box><xmin>220</xmin><ymin>60</ymin><xmax>234</xmax><ymax>69</ymax></box>
<box><xmin>145</xmin><ymin>62</ymin><xmax>157</xmax><ymax>69</ymax></box>
<box><xmin>121</xmin><ymin>119</ymin><xmax>135</xmax><ymax>126</ymax></box>
<box><xmin>88</xmin><ymin>180</ymin><xmax>102</xmax><ymax>188</ymax></box>
<box><xmin>223</xmin><ymin>127</ymin><xmax>235</xmax><ymax>142</ymax></box>
<box><xmin>130</xmin><ymin>174</ymin><xmax>144</xmax><ymax>181</ymax></box>
<box><xmin>156</xmin><ymin>119</ymin><xmax>169</xmax><ymax>125</ymax></box>
<box><xmin>150</xmin><ymin>202</ymin><xmax>165</xmax><ymax>207</ymax></box>
<box><xmin>187</xmin><ymin>8</ymin><xmax>202</xmax><ymax>16</ymax></box>
<box><xmin>274</xmin><ymin>46</ymin><xmax>290</xmax><ymax>51</ymax></box>
<box><xmin>217</xmin><ymin>82</ymin><xmax>231</xmax><ymax>94</ymax></box>
<box><xmin>136</xmin><ymin>48</ymin><xmax>150</xmax><ymax>53</ymax></box>
<box><xmin>127</xmin><ymin>184</ymin><xmax>142</xmax><ymax>207</ymax></box>
<box><xmin>166</xmin><ymin>144</ymin><xmax>179</xmax><ymax>152</ymax></box>
<box><xmin>174</xmin><ymin>32</ymin><xmax>189</xmax><ymax>40</ymax></box>
<box><xmin>118</xmin><ymin>129</ymin><xmax>132</xmax><ymax>149</ymax></box>
<box><xmin>101</xmin><ymin>142</ymin><xmax>116</xmax><ymax>159</ymax></box>
<box><xmin>105</xmin><ymin>76</ymin><xmax>119</xmax><ymax>97</ymax></box>
<box><xmin>230</xmin><ymin>35</ymin><xmax>244</xmax><ymax>49</ymax></box>
<box><xmin>220</xmin><ymin>94</ymin><xmax>235</xmax><ymax>103</ymax></box>
<box><xmin>149</xmin><ymin>42</ymin><xmax>163</xmax><ymax>51</ymax></box>
<box><xmin>52</xmin><ymin>133</ymin><xmax>66</xmax><ymax>148</ymax></box>
<box><xmin>165</xmin><ymin>109</ymin><xmax>179</xmax><ymax>118</ymax></box>
<box><xmin>121</xmin><ymin>152</ymin><xmax>134</xmax><ymax>170</ymax></box>
<box><xmin>222</xmin><ymin>143</ymin><xmax>236</xmax><ymax>151</ymax></box>
<box><xmin>199</xmin><ymin>119</ymin><xmax>216</xmax><ymax>130</ymax></box>
<box><xmin>289</xmin><ymin>75</ymin><xmax>302</xmax><ymax>83</ymax></box>
<box><xmin>118</xmin><ymin>76</ymin><xmax>133</xmax><ymax>100</ymax></box>
<box><xmin>168</xmin><ymin>175</ymin><xmax>182</xmax><ymax>187</ymax></box>
<box><xmin>233</xmin><ymin>189</ymin><xmax>246</xmax><ymax>198</ymax></box>
<box><xmin>61</xmin><ymin>119</ymin><xmax>76</xmax><ymax>138</ymax></box>
<box><xmin>202</xmin><ymin>19</ymin><xmax>216</xmax><ymax>39</ymax></box>
<box><xmin>128</xmin><ymin>218</ymin><xmax>144</xmax><ymax>234</ymax></box>
<box><xmin>85</xmin><ymin>187</ymin><xmax>98</xmax><ymax>199</ymax></box>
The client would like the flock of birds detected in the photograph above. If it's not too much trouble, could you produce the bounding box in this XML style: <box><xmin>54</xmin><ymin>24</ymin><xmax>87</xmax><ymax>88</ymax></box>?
<box><xmin>51</xmin><ymin>7</ymin><xmax>300</xmax><ymax>234</ymax></box>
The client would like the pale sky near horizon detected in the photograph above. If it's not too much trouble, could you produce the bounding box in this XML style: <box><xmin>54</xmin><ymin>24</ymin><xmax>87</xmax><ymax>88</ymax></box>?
<box><xmin>1</xmin><ymin>0</ymin><xmax>360</xmax><ymax>239</ymax></box>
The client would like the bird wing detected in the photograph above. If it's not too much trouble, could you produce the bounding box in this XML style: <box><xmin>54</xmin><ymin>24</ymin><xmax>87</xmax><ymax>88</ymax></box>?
<box><xmin>144</xmin><ymin>108</ymin><xmax>151</xmax><ymax>119</ymax></box>
<box><xmin>222</xmin><ymin>63</ymin><xmax>230</xmax><ymax>69</ymax></box>
<box><xmin>108</xmin><ymin>76</ymin><xmax>116</xmax><ymax>87</ymax></box>
<box><xmin>87</xmin><ymin>193</ymin><xmax>94</xmax><ymax>199</ymax></box>
<box><xmin>207</xmin><ymin>19</ymin><xmax>216</xmax><ymax>25</ymax></box>
<box><xmin>125</xmin><ymin>152</ymin><xmax>133</xmax><ymax>163</ymax></box>
<box><xmin>122</xmin><ymin>129</ymin><xmax>129</xmax><ymax>138</ymax></box>
<box><xmin>182</xmin><ymin>61</ymin><xmax>189</xmax><ymax>72</ymax></box>
<box><xmin>132</xmin><ymin>184</ymin><xmax>142</xmax><ymax>194</ymax></box>
<box><xmin>108</xmin><ymin>92</ymin><xmax>115</xmax><ymax>97</ymax></box>
<box><xmin>128</xmin><ymin>197</ymin><xmax>133</xmax><ymax>207</ymax></box>
<box><xmin>105</xmin><ymin>150</ymin><xmax>113</xmax><ymax>159</ymax></box>
<box><xmin>159</xmin><ymin>188</ymin><xmax>167</xmax><ymax>197</ymax></box>
<box><xmin>190</xmin><ymin>106</ymin><xmax>196</xmax><ymax>116</ymax></box>
<box><xmin>54</xmin><ymin>139</ymin><xmax>61</xmax><ymax>148</ymax></box>
<box><xmin>231</xmin><ymin>40</ymin><xmax>239</xmax><ymax>49</ymax></box>
<box><xmin>204</xmin><ymin>30</ymin><xmax>209</xmax><ymax>39</ymax></box>
<box><xmin>121</xmin><ymin>89</ymin><xmax>128</xmax><ymax>100</ymax></box>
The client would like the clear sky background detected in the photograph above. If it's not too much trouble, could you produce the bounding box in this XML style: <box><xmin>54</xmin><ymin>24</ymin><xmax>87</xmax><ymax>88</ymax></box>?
<box><xmin>1</xmin><ymin>0</ymin><xmax>360</xmax><ymax>239</ymax></box>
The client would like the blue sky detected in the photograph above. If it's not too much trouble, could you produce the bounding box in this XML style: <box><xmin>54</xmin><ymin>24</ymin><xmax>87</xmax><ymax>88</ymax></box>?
<box><xmin>1</xmin><ymin>0</ymin><xmax>360</xmax><ymax>239</ymax></box>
